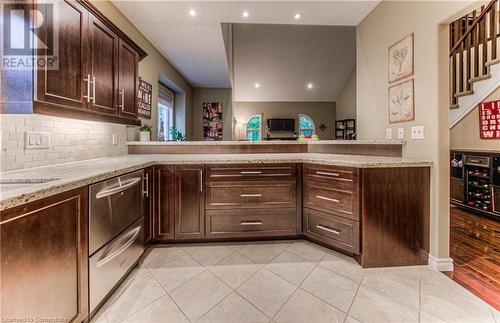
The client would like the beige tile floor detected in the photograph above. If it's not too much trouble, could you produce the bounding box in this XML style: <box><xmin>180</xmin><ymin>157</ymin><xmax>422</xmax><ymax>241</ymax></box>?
<box><xmin>91</xmin><ymin>240</ymin><xmax>499</xmax><ymax>323</ymax></box>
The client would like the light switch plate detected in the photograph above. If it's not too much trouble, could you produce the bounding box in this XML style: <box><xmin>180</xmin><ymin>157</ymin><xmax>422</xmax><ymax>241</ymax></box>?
<box><xmin>112</xmin><ymin>134</ymin><xmax>118</xmax><ymax>145</ymax></box>
<box><xmin>411</xmin><ymin>126</ymin><xmax>424</xmax><ymax>139</ymax></box>
<box><xmin>397</xmin><ymin>128</ymin><xmax>405</xmax><ymax>139</ymax></box>
<box><xmin>385</xmin><ymin>128</ymin><xmax>393</xmax><ymax>140</ymax></box>
<box><xmin>25</xmin><ymin>131</ymin><xmax>50</xmax><ymax>149</ymax></box>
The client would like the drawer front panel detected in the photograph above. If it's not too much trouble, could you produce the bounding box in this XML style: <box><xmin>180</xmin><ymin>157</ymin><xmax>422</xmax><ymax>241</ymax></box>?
<box><xmin>206</xmin><ymin>181</ymin><xmax>296</xmax><ymax>209</ymax></box>
<box><xmin>304</xmin><ymin>180</ymin><xmax>356</xmax><ymax>219</ymax></box>
<box><xmin>303</xmin><ymin>208</ymin><xmax>359</xmax><ymax>254</ymax></box>
<box><xmin>206</xmin><ymin>208</ymin><xmax>296</xmax><ymax>238</ymax></box>
<box><xmin>303</xmin><ymin>164</ymin><xmax>356</xmax><ymax>187</ymax></box>
<box><xmin>206</xmin><ymin>164</ymin><xmax>296</xmax><ymax>181</ymax></box>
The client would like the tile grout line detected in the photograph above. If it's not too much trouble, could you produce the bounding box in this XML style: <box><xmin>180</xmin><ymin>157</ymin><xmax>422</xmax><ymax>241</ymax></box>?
<box><xmin>231</xmin><ymin>267</ymin><xmax>276</xmax><ymax>321</ymax></box>
<box><xmin>270</xmin><ymin>260</ymin><xmax>320</xmax><ymax>320</ymax></box>
<box><xmin>344</xmin><ymin>274</ymin><xmax>364</xmax><ymax>322</ymax></box>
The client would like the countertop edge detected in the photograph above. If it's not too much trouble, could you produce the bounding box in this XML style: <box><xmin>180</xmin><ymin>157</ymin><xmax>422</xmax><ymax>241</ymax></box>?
<box><xmin>0</xmin><ymin>155</ymin><xmax>432</xmax><ymax>211</ymax></box>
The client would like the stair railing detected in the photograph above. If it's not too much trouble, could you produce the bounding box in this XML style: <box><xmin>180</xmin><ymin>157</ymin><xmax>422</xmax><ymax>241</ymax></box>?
<box><xmin>449</xmin><ymin>0</ymin><xmax>499</xmax><ymax>108</ymax></box>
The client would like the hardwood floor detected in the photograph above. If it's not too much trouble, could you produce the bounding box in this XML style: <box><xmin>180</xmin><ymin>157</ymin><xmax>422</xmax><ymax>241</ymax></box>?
<box><xmin>448</xmin><ymin>205</ymin><xmax>500</xmax><ymax>310</ymax></box>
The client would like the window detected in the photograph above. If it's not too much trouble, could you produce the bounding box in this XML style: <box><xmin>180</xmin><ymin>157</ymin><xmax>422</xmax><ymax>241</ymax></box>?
<box><xmin>299</xmin><ymin>114</ymin><xmax>315</xmax><ymax>137</ymax></box>
<box><xmin>246</xmin><ymin>114</ymin><xmax>262</xmax><ymax>141</ymax></box>
<box><xmin>158</xmin><ymin>83</ymin><xmax>174</xmax><ymax>141</ymax></box>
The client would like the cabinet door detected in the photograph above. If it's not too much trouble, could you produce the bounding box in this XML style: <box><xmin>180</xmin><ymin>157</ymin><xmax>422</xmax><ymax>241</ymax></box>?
<box><xmin>154</xmin><ymin>165</ymin><xmax>175</xmax><ymax>240</ymax></box>
<box><xmin>117</xmin><ymin>39</ymin><xmax>138</xmax><ymax>119</ymax></box>
<box><xmin>1</xmin><ymin>188</ymin><xmax>88</xmax><ymax>323</ymax></box>
<box><xmin>88</xmin><ymin>15</ymin><xmax>118</xmax><ymax>115</ymax></box>
<box><xmin>143</xmin><ymin>166</ymin><xmax>154</xmax><ymax>244</ymax></box>
<box><xmin>175</xmin><ymin>165</ymin><xmax>205</xmax><ymax>239</ymax></box>
<box><xmin>35</xmin><ymin>0</ymin><xmax>89</xmax><ymax>110</ymax></box>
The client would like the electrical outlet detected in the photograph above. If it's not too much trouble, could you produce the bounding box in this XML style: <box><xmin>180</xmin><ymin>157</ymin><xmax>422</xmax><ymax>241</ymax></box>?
<box><xmin>112</xmin><ymin>134</ymin><xmax>118</xmax><ymax>145</ymax></box>
<box><xmin>385</xmin><ymin>128</ymin><xmax>392</xmax><ymax>140</ymax></box>
<box><xmin>411</xmin><ymin>126</ymin><xmax>424</xmax><ymax>139</ymax></box>
<box><xmin>397</xmin><ymin>128</ymin><xmax>404</xmax><ymax>139</ymax></box>
<box><xmin>25</xmin><ymin>131</ymin><xmax>50</xmax><ymax>149</ymax></box>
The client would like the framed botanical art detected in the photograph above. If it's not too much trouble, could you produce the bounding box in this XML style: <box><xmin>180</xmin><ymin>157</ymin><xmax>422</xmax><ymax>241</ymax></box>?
<box><xmin>389</xmin><ymin>79</ymin><xmax>415</xmax><ymax>123</ymax></box>
<box><xmin>388</xmin><ymin>33</ymin><xmax>414</xmax><ymax>83</ymax></box>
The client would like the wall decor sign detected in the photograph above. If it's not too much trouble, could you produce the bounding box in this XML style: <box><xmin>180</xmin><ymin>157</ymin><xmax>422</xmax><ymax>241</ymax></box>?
<box><xmin>388</xmin><ymin>33</ymin><xmax>414</xmax><ymax>83</ymax></box>
<box><xmin>203</xmin><ymin>102</ymin><xmax>223</xmax><ymax>140</ymax></box>
<box><xmin>138</xmin><ymin>77</ymin><xmax>152</xmax><ymax>119</ymax></box>
<box><xmin>479</xmin><ymin>99</ymin><xmax>500</xmax><ymax>139</ymax></box>
<box><xmin>389</xmin><ymin>79</ymin><xmax>415</xmax><ymax>123</ymax></box>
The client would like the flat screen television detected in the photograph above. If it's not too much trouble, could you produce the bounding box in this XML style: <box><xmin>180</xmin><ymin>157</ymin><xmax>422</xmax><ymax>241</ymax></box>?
<box><xmin>267</xmin><ymin>118</ymin><xmax>295</xmax><ymax>132</ymax></box>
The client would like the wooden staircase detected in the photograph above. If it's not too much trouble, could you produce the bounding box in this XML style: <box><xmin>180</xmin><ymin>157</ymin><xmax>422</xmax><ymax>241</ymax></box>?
<box><xmin>449</xmin><ymin>0</ymin><xmax>499</xmax><ymax>112</ymax></box>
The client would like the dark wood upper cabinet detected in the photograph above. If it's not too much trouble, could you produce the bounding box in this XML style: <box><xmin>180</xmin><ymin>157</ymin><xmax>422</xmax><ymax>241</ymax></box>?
<box><xmin>1</xmin><ymin>188</ymin><xmax>88</xmax><ymax>323</ymax></box>
<box><xmin>88</xmin><ymin>15</ymin><xmax>119</xmax><ymax>115</ymax></box>
<box><xmin>175</xmin><ymin>165</ymin><xmax>205</xmax><ymax>239</ymax></box>
<box><xmin>4</xmin><ymin>0</ymin><xmax>147</xmax><ymax>125</ymax></box>
<box><xmin>118</xmin><ymin>39</ymin><xmax>139</xmax><ymax>119</ymax></box>
<box><xmin>154</xmin><ymin>165</ymin><xmax>176</xmax><ymax>240</ymax></box>
<box><xmin>35</xmin><ymin>0</ymin><xmax>89</xmax><ymax>110</ymax></box>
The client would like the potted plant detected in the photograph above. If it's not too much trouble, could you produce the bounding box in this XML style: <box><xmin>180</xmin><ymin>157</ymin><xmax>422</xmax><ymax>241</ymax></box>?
<box><xmin>139</xmin><ymin>124</ymin><xmax>152</xmax><ymax>142</ymax></box>
<box><xmin>169</xmin><ymin>127</ymin><xmax>186</xmax><ymax>141</ymax></box>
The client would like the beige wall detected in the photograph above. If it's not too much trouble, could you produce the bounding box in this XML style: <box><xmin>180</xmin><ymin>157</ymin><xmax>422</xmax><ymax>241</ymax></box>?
<box><xmin>91</xmin><ymin>0</ymin><xmax>193</xmax><ymax>140</ymax></box>
<box><xmin>451</xmin><ymin>87</ymin><xmax>500</xmax><ymax>151</ymax></box>
<box><xmin>357</xmin><ymin>0</ymin><xmax>477</xmax><ymax>261</ymax></box>
<box><xmin>192</xmin><ymin>88</ymin><xmax>233</xmax><ymax>141</ymax></box>
<box><xmin>336</xmin><ymin>68</ymin><xmax>357</xmax><ymax>121</ymax></box>
<box><xmin>233</xmin><ymin>102</ymin><xmax>336</xmax><ymax>140</ymax></box>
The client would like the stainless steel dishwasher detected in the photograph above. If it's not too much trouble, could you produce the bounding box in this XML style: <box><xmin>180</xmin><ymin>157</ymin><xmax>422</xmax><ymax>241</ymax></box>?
<box><xmin>89</xmin><ymin>169</ymin><xmax>146</xmax><ymax>313</ymax></box>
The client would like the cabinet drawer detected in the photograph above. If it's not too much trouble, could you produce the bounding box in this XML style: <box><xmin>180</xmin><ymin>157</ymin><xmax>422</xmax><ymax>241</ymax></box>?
<box><xmin>206</xmin><ymin>180</ymin><xmax>296</xmax><ymax>209</ymax></box>
<box><xmin>206</xmin><ymin>208</ymin><xmax>296</xmax><ymax>238</ymax></box>
<box><xmin>303</xmin><ymin>164</ymin><xmax>356</xmax><ymax>187</ymax></box>
<box><xmin>303</xmin><ymin>208</ymin><xmax>359</xmax><ymax>254</ymax></box>
<box><xmin>303</xmin><ymin>180</ymin><xmax>357</xmax><ymax>220</ymax></box>
<box><xmin>206</xmin><ymin>164</ymin><xmax>296</xmax><ymax>181</ymax></box>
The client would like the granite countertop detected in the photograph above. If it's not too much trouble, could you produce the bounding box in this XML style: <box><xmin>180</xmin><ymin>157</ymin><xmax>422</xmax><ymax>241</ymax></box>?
<box><xmin>126</xmin><ymin>140</ymin><xmax>406</xmax><ymax>146</ymax></box>
<box><xmin>0</xmin><ymin>153</ymin><xmax>432</xmax><ymax>211</ymax></box>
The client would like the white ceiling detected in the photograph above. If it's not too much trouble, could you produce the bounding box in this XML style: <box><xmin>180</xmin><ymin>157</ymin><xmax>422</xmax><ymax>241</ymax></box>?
<box><xmin>233</xmin><ymin>23</ymin><xmax>356</xmax><ymax>101</ymax></box>
<box><xmin>111</xmin><ymin>1</ymin><xmax>379</xmax><ymax>88</ymax></box>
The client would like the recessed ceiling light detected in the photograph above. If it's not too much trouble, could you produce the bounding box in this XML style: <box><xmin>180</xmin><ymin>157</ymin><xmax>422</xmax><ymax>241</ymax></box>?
<box><xmin>254</xmin><ymin>83</ymin><xmax>260</xmax><ymax>89</ymax></box>
<box><xmin>243</xmin><ymin>11</ymin><xmax>249</xmax><ymax>18</ymax></box>
<box><xmin>307</xmin><ymin>82</ymin><xmax>314</xmax><ymax>89</ymax></box>
<box><xmin>189</xmin><ymin>9</ymin><xmax>197</xmax><ymax>17</ymax></box>
<box><xmin>294</xmin><ymin>13</ymin><xmax>301</xmax><ymax>20</ymax></box>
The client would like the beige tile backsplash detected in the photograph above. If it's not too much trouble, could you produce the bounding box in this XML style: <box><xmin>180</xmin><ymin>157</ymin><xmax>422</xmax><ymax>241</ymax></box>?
<box><xmin>1</xmin><ymin>114</ymin><xmax>129</xmax><ymax>171</ymax></box>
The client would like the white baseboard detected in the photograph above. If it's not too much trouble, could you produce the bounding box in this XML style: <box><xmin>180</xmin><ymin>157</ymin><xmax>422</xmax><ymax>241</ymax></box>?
<box><xmin>428</xmin><ymin>254</ymin><xmax>454</xmax><ymax>271</ymax></box>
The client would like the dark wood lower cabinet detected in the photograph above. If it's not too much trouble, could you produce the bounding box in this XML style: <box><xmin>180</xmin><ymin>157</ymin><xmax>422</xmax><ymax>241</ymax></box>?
<box><xmin>143</xmin><ymin>166</ymin><xmax>154</xmax><ymax>244</ymax></box>
<box><xmin>153</xmin><ymin>165</ymin><xmax>175</xmax><ymax>240</ymax></box>
<box><xmin>175</xmin><ymin>165</ymin><xmax>205</xmax><ymax>239</ymax></box>
<box><xmin>303</xmin><ymin>207</ymin><xmax>360</xmax><ymax>254</ymax></box>
<box><xmin>0</xmin><ymin>188</ymin><xmax>88</xmax><ymax>323</ymax></box>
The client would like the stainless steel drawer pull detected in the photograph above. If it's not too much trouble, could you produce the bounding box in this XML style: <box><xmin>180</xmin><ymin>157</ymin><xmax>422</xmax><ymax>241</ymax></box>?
<box><xmin>96</xmin><ymin>177</ymin><xmax>142</xmax><ymax>199</ymax></box>
<box><xmin>241</xmin><ymin>171</ymin><xmax>262</xmax><ymax>174</ymax></box>
<box><xmin>316</xmin><ymin>195</ymin><xmax>340</xmax><ymax>203</ymax></box>
<box><xmin>316</xmin><ymin>171</ymin><xmax>340</xmax><ymax>177</ymax></box>
<box><xmin>316</xmin><ymin>224</ymin><xmax>340</xmax><ymax>235</ymax></box>
<box><xmin>241</xmin><ymin>221</ymin><xmax>263</xmax><ymax>226</ymax></box>
<box><xmin>241</xmin><ymin>193</ymin><xmax>262</xmax><ymax>197</ymax></box>
<box><xmin>142</xmin><ymin>174</ymin><xmax>149</xmax><ymax>197</ymax></box>
<box><xmin>96</xmin><ymin>226</ymin><xmax>141</xmax><ymax>268</ymax></box>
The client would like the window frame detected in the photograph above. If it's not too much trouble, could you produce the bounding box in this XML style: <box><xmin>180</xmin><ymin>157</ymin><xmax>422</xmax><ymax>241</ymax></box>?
<box><xmin>157</xmin><ymin>83</ymin><xmax>175</xmax><ymax>141</ymax></box>
<box><xmin>245</xmin><ymin>113</ymin><xmax>263</xmax><ymax>141</ymax></box>
<box><xmin>299</xmin><ymin>113</ymin><xmax>316</xmax><ymax>137</ymax></box>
